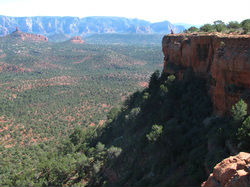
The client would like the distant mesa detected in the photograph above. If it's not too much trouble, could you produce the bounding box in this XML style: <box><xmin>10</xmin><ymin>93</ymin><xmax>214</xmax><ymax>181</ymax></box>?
<box><xmin>10</xmin><ymin>28</ymin><xmax>48</xmax><ymax>42</ymax></box>
<box><xmin>68</xmin><ymin>36</ymin><xmax>84</xmax><ymax>44</ymax></box>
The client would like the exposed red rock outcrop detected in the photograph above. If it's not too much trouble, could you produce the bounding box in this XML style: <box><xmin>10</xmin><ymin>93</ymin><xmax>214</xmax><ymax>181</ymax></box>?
<box><xmin>10</xmin><ymin>29</ymin><xmax>48</xmax><ymax>42</ymax></box>
<box><xmin>162</xmin><ymin>33</ymin><xmax>250</xmax><ymax>115</ymax></box>
<box><xmin>69</xmin><ymin>36</ymin><xmax>84</xmax><ymax>44</ymax></box>
<box><xmin>201</xmin><ymin>152</ymin><xmax>250</xmax><ymax>187</ymax></box>
<box><xmin>0</xmin><ymin>63</ymin><xmax>31</xmax><ymax>73</ymax></box>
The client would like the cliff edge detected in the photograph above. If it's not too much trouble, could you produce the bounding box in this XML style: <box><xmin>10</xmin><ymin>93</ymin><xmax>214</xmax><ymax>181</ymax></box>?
<box><xmin>162</xmin><ymin>33</ymin><xmax>250</xmax><ymax>115</ymax></box>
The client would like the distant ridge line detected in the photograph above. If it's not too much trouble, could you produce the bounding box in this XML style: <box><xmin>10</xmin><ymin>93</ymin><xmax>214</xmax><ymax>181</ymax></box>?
<box><xmin>0</xmin><ymin>15</ymin><xmax>185</xmax><ymax>37</ymax></box>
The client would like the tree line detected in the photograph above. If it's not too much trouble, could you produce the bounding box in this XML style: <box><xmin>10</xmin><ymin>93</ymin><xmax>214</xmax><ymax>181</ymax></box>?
<box><xmin>185</xmin><ymin>19</ymin><xmax>250</xmax><ymax>34</ymax></box>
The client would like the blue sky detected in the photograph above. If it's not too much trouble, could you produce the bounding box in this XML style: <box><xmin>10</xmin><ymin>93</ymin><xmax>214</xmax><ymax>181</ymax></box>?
<box><xmin>0</xmin><ymin>0</ymin><xmax>249</xmax><ymax>24</ymax></box>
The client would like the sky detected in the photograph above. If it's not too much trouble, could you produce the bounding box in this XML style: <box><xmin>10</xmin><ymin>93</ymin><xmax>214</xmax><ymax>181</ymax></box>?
<box><xmin>0</xmin><ymin>0</ymin><xmax>249</xmax><ymax>25</ymax></box>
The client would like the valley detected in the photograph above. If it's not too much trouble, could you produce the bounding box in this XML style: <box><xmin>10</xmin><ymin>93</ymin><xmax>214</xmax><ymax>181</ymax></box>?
<box><xmin>0</xmin><ymin>21</ymin><xmax>249</xmax><ymax>186</ymax></box>
<box><xmin>0</xmin><ymin>32</ymin><xmax>162</xmax><ymax>148</ymax></box>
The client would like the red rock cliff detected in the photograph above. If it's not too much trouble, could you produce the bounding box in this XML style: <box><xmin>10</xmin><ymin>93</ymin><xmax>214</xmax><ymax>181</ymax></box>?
<box><xmin>162</xmin><ymin>33</ymin><xmax>250</xmax><ymax>115</ymax></box>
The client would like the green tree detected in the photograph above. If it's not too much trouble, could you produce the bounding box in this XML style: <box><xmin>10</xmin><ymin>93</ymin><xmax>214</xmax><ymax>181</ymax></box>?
<box><xmin>241</xmin><ymin>19</ymin><xmax>250</xmax><ymax>34</ymax></box>
<box><xmin>148</xmin><ymin>70</ymin><xmax>160</xmax><ymax>91</ymax></box>
<box><xmin>227</xmin><ymin>21</ymin><xmax>240</xmax><ymax>29</ymax></box>
<box><xmin>146</xmin><ymin>124</ymin><xmax>163</xmax><ymax>142</ymax></box>
<box><xmin>149</xmin><ymin>70</ymin><xmax>160</xmax><ymax>85</ymax></box>
<box><xmin>237</xmin><ymin>116</ymin><xmax>250</xmax><ymax>150</ymax></box>
<box><xmin>107</xmin><ymin>107</ymin><xmax>120</xmax><ymax>122</ymax></box>
<box><xmin>200</xmin><ymin>24</ymin><xmax>214</xmax><ymax>32</ymax></box>
<box><xmin>167</xmin><ymin>74</ymin><xmax>175</xmax><ymax>83</ymax></box>
<box><xmin>230</xmin><ymin>99</ymin><xmax>250</xmax><ymax>151</ymax></box>
<box><xmin>185</xmin><ymin>26</ymin><xmax>199</xmax><ymax>33</ymax></box>
<box><xmin>107</xmin><ymin>146</ymin><xmax>122</xmax><ymax>159</ymax></box>
<box><xmin>231</xmin><ymin>99</ymin><xmax>247</xmax><ymax>121</ymax></box>
<box><xmin>213</xmin><ymin>20</ymin><xmax>226</xmax><ymax>32</ymax></box>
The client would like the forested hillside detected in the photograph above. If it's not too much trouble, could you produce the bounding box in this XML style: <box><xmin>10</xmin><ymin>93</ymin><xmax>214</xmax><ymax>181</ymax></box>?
<box><xmin>0</xmin><ymin>29</ymin><xmax>249</xmax><ymax>186</ymax></box>
<box><xmin>1</xmin><ymin>70</ymin><xmax>249</xmax><ymax>186</ymax></box>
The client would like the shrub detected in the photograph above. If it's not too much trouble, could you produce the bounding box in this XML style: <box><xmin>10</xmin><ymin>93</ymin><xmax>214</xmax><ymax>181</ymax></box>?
<box><xmin>129</xmin><ymin>107</ymin><xmax>141</xmax><ymax>119</ymax></box>
<box><xmin>149</xmin><ymin>70</ymin><xmax>160</xmax><ymax>91</ymax></box>
<box><xmin>107</xmin><ymin>146</ymin><xmax>122</xmax><ymax>159</ymax></box>
<box><xmin>200</xmin><ymin>24</ymin><xmax>214</xmax><ymax>32</ymax></box>
<box><xmin>185</xmin><ymin>27</ymin><xmax>199</xmax><ymax>33</ymax></box>
<box><xmin>146</xmin><ymin>125</ymin><xmax>163</xmax><ymax>142</ymax></box>
<box><xmin>167</xmin><ymin>75</ymin><xmax>175</xmax><ymax>83</ymax></box>
<box><xmin>142</xmin><ymin>92</ymin><xmax>150</xmax><ymax>100</ymax></box>
<box><xmin>237</xmin><ymin>116</ymin><xmax>250</xmax><ymax>150</ymax></box>
<box><xmin>231</xmin><ymin>99</ymin><xmax>247</xmax><ymax>121</ymax></box>
<box><xmin>241</xmin><ymin>19</ymin><xmax>250</xmax><ymax>34</ymax></box>
<box><xmin>107</xmin><ymin>107</ymin><xmax>120</xmax><ymax>122</ymax></box>
<box><xmin>227</xmin><ymin>21</ymin><xmax>240</xmax><ymax>29</ymax></box>
<box><xmin>213</xmin><ymin>20</ymin><xmax>226</xmax><ymax>32</ymax></box>
<box><xmin>160</xmin><ymin>84</ymin><xmax>168</xmax><ymax>93</ymax></box>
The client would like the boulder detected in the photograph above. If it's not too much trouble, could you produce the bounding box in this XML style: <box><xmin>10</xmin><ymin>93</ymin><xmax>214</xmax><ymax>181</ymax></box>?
<box><xmin>201</xmin><ymin>152</ymin><xmax>250</xmax><ymax>187</ymax></box>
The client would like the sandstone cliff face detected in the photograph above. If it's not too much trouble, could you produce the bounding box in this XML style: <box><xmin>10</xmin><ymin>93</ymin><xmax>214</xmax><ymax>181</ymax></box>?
<box><xmin>201</xmin><ymin>152</ymin><xmax>250</xmax><ymax>187</ymax></box>
<box><xmin>162</xmin><ymin>33</ymin><xmax>250</xmax><ymax>115</ymax></box>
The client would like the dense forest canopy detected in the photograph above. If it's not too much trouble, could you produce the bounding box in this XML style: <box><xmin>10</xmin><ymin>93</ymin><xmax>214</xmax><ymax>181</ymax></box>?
<box><xmin>1</xmin><ymin>69</ymin><xmax>249</xmax><ymax>186</ymax></box>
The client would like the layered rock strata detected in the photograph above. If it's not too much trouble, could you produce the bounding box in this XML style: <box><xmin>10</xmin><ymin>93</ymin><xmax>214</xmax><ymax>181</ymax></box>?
<box><xmin>162</xmin><ymin>33</ymin><xmax>250</xmax><ymax>115</ymax></box>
